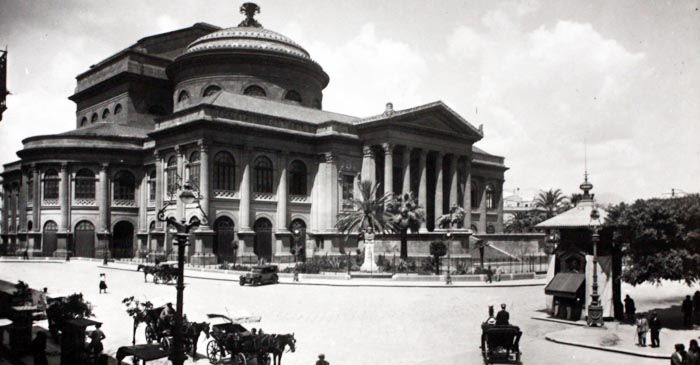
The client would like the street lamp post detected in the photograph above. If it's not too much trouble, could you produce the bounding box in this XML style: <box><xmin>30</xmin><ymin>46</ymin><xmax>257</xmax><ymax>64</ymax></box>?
<box><xmin>156</xmin><ymin>181</ymin><xmax>206</xmax><ymax>365</ymax></box>
<box><xmin>587</xmin><ymin>207</ymin><xmax>604</xmax><ymax>327</ymax></box>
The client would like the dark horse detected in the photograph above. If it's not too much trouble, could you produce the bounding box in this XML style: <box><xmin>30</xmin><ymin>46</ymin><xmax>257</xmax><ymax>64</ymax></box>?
<box><xmin>184</xmin><ymin>321</ymin><xmax>210</xmax><ymax>358</ymax></box>
<box><xmin>136</xmin><ymin>264</ymin><xmax>158</xmax><ymax>282</ymax></box>
<box><xmin>270</xmin><ymin>333</ymin><xmax>296</xmax><ymax>365</ymax></box>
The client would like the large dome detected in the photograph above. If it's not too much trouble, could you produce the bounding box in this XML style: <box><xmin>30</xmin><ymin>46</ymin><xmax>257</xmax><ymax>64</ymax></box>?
<box><xmin>185</xmin><ymin>27</ymin><xmax>311</xmax><ymax>62</ymax></box>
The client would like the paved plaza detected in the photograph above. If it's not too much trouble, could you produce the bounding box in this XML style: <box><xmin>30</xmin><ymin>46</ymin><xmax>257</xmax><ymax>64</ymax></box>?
<box><xmin>0</xmin><ymin>261</ymin><xmax>680</xmax><ymax>364</ymax></box>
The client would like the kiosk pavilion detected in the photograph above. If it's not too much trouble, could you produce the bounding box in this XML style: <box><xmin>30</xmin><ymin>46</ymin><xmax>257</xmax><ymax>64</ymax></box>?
<box><xmin>0</xmin><ymin>4</ymin><xmax>507</xmax><ymax>264</ymax></box>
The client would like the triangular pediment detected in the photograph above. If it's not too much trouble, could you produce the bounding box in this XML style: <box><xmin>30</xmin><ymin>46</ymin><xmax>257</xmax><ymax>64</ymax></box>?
<box><xmin>355</xmin><ymin>101</ymin><xmax>483</xmax><ymax>140</ymax></box>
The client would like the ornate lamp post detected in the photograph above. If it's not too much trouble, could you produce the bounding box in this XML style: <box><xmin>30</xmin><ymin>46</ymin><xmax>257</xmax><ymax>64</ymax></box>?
<box><xmin>156</xmin><ymin>178</ymin><xmax>207</xmax><ymax>365</ymax></box>
<box><xmin>587</xmin><ymin>206</ymin><xmax>604</xmax><ymax>327</ymax></box>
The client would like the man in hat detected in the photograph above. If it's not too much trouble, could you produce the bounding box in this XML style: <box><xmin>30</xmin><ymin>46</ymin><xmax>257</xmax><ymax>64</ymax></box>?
<box><xmin>159</xmin><ymin>302</ymin><xmax>175</xmax><ymax>329</ymax></box>
<box><xmin>316</xmin><ymin>353</ymin><xmax>329</xmax><ymax>365</ymax></box>
<box><xmin>495</xmin><ymin>303</ymin><xmax>510</xmax><ymax>325</ymax></box>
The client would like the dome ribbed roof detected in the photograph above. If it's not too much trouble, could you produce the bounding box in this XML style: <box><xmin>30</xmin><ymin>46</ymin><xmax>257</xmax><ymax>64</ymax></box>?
<box><xmin>185</xmin><ymin>26</ymin><xmax>311</xmax><ymax>61</ymax></box>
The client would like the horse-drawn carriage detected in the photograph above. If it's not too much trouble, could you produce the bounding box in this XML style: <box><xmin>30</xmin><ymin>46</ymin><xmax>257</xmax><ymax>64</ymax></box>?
<box><xmin>141</xmin><ymin>305</ymin><xmax>210</xmax><ymax>358</ymax></box>
<box><xmin>205</xmin><ymin>314</ymin><xmax>295</xmax><ymax>365</ymax></box>
<box><xmin>480</xmin><ymin>323</ymin><xmax>522</xmax><ymax>364</ymax></box>
<box><xmin>137</xmin><ymin>261</ymin><xmax>180</xmax><ymax>284</ymax></box>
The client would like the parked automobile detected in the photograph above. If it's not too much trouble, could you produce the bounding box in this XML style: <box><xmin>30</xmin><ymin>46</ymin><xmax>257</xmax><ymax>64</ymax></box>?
<box><xmin>239</xmin><ymin>265</ymin><xmax>279</xmax><ymax>286</ymax></box>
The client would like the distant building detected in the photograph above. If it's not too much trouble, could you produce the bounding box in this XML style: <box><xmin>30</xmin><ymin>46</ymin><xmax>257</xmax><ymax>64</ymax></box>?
<box><xmin>0</xmin><ymin>4</ymin><xmax>508</xmax><ymax>262</ymax></box>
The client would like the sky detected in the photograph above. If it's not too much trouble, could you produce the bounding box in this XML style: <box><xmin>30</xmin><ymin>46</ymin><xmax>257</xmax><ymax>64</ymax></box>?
<box><xmin>0</xmin><ymin>0</ymin><xmax>698</xmax><ymax>204</ymax></box>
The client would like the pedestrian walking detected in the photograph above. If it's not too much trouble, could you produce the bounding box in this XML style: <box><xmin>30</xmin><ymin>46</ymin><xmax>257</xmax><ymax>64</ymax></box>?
<box><xmin>316</xmin><ymin>353</ymin><xmax>329</xmax><ymax>365</ymax></box>
<box><xmin>688</xmin><ymin>340</ymin><xmax>700</xmax><ymax>365</ymax></box>
<box><xmin>495</xmin><ymin>266</ymin><xmax>502</xmax><ymax>282</ymax></box>
<box><xmin>682</xmin><ymin>295</ymin><xmax>693</xmax><ymax>327</ymax></box>
<box><xmin>31</xmin><ymin>331</ymin><xmax>48</xmax><ymax>365</ymax></box>
<box><xmin>35</xmin><ymin>287</ymin><xmax>48</xmax><ymax>316</ymax></box>
<box><xmin>693</xmin><ymin>291</ymin><xmax>700</xmax><ymax>325</ymax></box>
<box><xmin>99</xmin><ymin>273</ymin><xmax>108</xmax><ymax>294</ymax></box>
<box><xmin>624</xmin><ymin>294</ymin><xmax>636</xmax><ymax>322</ymax></box>
<box><xmin>635</xmin><ymin>314</ymin><xmax>648</xmax><ymax>347</ymax></box>
<box><xmin>486</xmin><ymin>265</ymin><xmax>493</xmax><ymax>283</ymax></box>
<box><xmin>87</xmin><ymin>323</ymin><xmax>106</xmax><ymax>358</ymax></box>
<box><xmin>23</xmin><ymin>249</ymin><xmax>29</xmax><ymax>260</ymax></box>
<box><xmin>671</xmin><ymin>343</ymin><xmax>687</xmax><ymax>365</ymax></box>
<box><xmin>293</xmin><ymin>265</ymin><xmax>300</xmax><ymax>282</ymax></box>
<box><xmin>648</xmin><ymin>311</ymin><xmax>661</xmax><ymax>348</ymax></box>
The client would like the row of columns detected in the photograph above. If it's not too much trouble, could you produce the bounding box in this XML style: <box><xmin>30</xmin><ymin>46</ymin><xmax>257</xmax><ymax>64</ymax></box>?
<box><xmin>362</xmin><ymin>144</ymin><xmax>474</xmax><ymax>231</ymax></box>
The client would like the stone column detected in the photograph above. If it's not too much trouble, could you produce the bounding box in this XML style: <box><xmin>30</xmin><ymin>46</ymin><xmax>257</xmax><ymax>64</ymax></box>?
<box><xmin>401</xmin><ymin>147</ymin><xmax>411</xmax><ymax>195</ymax></box>
<box><xmin>326</xmin><ymin>152</ymin><xmax>339</xmax><ymax>230</ymax></box>
<box><xmin>496</xmin><ymin>180</ymin><xmax>504</xmax><ymax>232</ymax></box>
<box><xmin>449</xmin><ymin>155</ymin><xmax>458</xmax><ymax>208</ymax></box>
<box><xmin>96</xmin><ymin>163</ymin><xmax>111</xmax><ymax>258</ymax></box>
<box><xmin>462</xmin><ymin>157</ymin><xmax>472</xmax><ymax>230</ymax></box>
<box><xmin>154</xmin><ymin>152</ymin><xmax>164</xmax><ymax>230</ymax></box>
<box><xmin>32</xmin><ymin>166</ymin><xmax>40</xmax><ymax>232</ymax></box>
<box><xmin>198</xmin><ymin>140</ymin><xmax>211</xmax><ymax>228</ymax></box>
<box><xmin>276</xmin><ymin>152</ymin><xmax>288</xmax><ymax>232</ymax></box>
<box><xmin>17</xmin><ymin>172</ymin><xmax>28</xmax><ymax>255</ymax></box>
<box><xmin>239</xmin><ymin>147</ymin><xmax>252</xmax><ymax>232</ymax></box>
<box><xmin>175</xmin><ymin>145</ymin><xmax>185</xmax><ymax>220</ymax></box>
<box><xmin>434</xmin><ymin>152</ymin><xmax>444</xmax><ymax>229</ymax></box>
<box><xmin>382</xmin><ymin>143</ymin><xmax>394</xmax><ymax>195</ymax></box>
<box><xmin>361</xmin><ymin>145</ymin><xmax>376</xmax><ymax>184</ymax></box>
<box><xmin>135</xmin><ymin>171</ymin><xmax>148</xmax><ymax>258</ymax></box>
<box><xmin>418</xmin><ymin>149</ymin><xmax>428</xmax><ymax>232</ymax></box>
<box><xmin>479</xmin><ymin>180</ymin><xmax>487</xmax><ymax>233</ymax></box>
<box><xmin>1</xmin><ymin>185</ymin><xmax>8</xmax><ymax>246</ymax></box>
<box><xmin>59</xmin><ymin>164</ymin><xmax>70</xmax><ymax>232</ymax></box>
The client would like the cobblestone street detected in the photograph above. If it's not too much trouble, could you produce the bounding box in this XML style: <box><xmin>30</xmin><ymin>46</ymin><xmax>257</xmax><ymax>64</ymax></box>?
<box><xmin>0</xmin><ymin>261</ymin><xmax>669</xmax><ymax>364</ymax></box>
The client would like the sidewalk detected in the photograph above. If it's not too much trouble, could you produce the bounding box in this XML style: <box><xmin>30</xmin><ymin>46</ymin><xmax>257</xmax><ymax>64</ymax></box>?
<box><xmin>544</xmin><ymin>321</ymin><xmax>697</xmax><ymax>359</ymax></box>
<box><xmin>98</xmin><ymin>262</ymin><xmax>546</xmax><ymax>288</ymax></box>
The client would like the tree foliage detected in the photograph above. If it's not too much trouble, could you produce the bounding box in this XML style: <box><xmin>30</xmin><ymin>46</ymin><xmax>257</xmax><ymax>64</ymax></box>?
<box><xmin>607</xmin><ymin>194</ymin><xmax>700</xmax><ymax>285</ymax></box>
<box><xmin>386</xmin><ymin>192</ymin><xmax>425</xmax><ymax>259</ymax></box>
<box><xmin>534</xmin><ymin>188</ymin><xmax>568</xmax><ymax>218</ymax></box>
<box><xmin>504</xmin><ymin>211</ymin><xmax>545</xmax><ymax>233</ymax></box>
<box><xmin>335</xmin><ymin>180</ymin><xmax>394</xmax><ymax>234</ymax></box>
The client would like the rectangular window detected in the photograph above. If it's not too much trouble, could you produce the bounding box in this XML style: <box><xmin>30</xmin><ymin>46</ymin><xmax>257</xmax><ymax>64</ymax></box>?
<box><xmin>75</xmin><ymin>179</ymin><xmax>95</xmax><ymax>199</ymax></box>
<box><xmin>44</xmin><ymin>180</ymin><xmax>59</xmax><ymax>200</ymax></box>
<box><xmin>149</xmin><ymin>179</ymin><xmax>156</xmax><ymax>201</ymax></box>
<box><xmin>341</xmin><ymin>174</ymin><xmax>354</xmax><ymax>210</ymax></box>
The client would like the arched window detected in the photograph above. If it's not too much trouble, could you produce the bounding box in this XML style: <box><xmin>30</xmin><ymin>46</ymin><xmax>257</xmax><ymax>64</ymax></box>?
<box><xmin>485</xmin><ymin>184</ymin><xmax>496</xmax><ymax>210</ymax></box>
<box><xmin>91</xmin><ymin>113</ymin><xmax>98</xmax><ymax>123</ymax></box>
<box><xmin>202</xmin><ymin>85</ymin><xmax>222</xmax><ymax>97</ymax></box>
<box><xmin>177</xmin><ymin>90</ymin><xmax>190</xmax><ymax>103</ymax></box>
<box><xmin>213</xmin><ymin>152</ymin><xmax>235</xmax><ymax>191</ymax></box>
<box><xmin>114</xmin><ymin>104</ymin><xmax>123</xmax><ymax>115</ymax></box>
<box><xmin>114</xmin><ymin>171</ymin><xmax>136</xmax><ymax>201</ymax></box>
<box><xmin>188</xmin><ymin>151</ymin><xmax>200</xmax><ymax>187</ymax></box>
<box><xmin>284</xmin><ymin>90</ymin><xmax>302</xmax><ymax>104</ymax></box>
<box><xmin>471</xmin><ymin>182</ymin><xmax>479</xmax><ymax>209</ymax></box>
<box><xmin>254</xmin><ymin>156</ymin><xmax>273</xmax><ymax>193</ymax></box>
<box><xmin>148</xmin><ymin>170</ymin><xmax>156</xmax><ymax>201</ymax></box>
<box><xmin>289</xmin><ymin>160</ymin><xmax>307</xmax><ymax>195</ymax></box>
<box><xmin>243</xmin><ymin>85</ymin><xmax>266</xmax><ymax>97</ymax></box>
<box><xmin>44</xmin><ymin>221</ymin><xmax>58</xmax><ymax>231</ymax></box>
<box><xmin>166</xmin><ymin>156</ymin><xmax>178</xmax><ymax>197</ymax></box>
<box><xmin>43</xmin><ymin>169</ymin><xmax>59</xmax><ymax>200</ymax></box>
<box><xmin>75</xmin><ymin>168</ymin><xmax>96</xmax><ymax>199</ymax></box>
<box><xmin>80</xmin><ymin>117</ymin><xmax>88</xmax><ymax>127</ymax></box>
<box><xmin>102</xmin><ymin>108</ymin><xmax>110</xmax><ymax>120</ymax></box>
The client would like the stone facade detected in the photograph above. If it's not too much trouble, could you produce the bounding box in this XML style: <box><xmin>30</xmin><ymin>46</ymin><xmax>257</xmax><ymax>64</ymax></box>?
<box><xmin>0</xmin><ymin>11</ymin><xmax>507</xmax><ymax>263</ymax></box>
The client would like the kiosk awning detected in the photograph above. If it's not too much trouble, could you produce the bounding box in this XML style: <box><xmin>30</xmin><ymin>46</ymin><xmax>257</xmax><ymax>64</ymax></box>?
<box><xmin>545</xmin><ymin>273</ymin><xmax>585</xmax><ymax>299</ymax></box>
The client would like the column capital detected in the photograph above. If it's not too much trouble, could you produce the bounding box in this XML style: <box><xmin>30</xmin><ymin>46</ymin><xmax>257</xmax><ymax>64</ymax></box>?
<box><xmin>381</xmin><ymin>143</ymin><xmax>394</xmax><ymax>154</ymax></box>
<box><xmin>362</xmin><ymin>145</ymin><xmax>374</xmax><ymax>158</ymax></box>
<box><xmin>59</xmin><ymin>163</ymin><xmax>68</xmax><ymax>172</ymax></box>
<box><xmin>323</xmin><ymin>152</ymin><xmax>336</xmax><ymax>163</ymax></box>
<box><xmin>174</xmin><ymin>144</ymin><xmax>185</xmax><ymax>156</ymax></box>
<box><xmin>99</xmin><ymin>162</ymin><xmax>109</xmax><ymax>171</ymax></box>
<box><xmin>153</xmin><ymin>150</ymin><xmax>162</xmax><ymax>160</ymax></box>
<box><xmin>198</xmin><ymin>139</ymin><xmax>208</xmax><ymax>151</ymax></box>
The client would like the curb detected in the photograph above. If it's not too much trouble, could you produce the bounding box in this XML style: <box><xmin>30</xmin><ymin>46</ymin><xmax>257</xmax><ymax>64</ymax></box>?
<box><xmin>544</xmin><ymin>335</ymin><xmax>670</xmax><ymax>360</ymax></box>
<box><xmin>530</xmin><ymin>316</ymin><xmax>586</xmax><ymax>327</ymax></box>
<box><xmin>96</xmin><ymin>265</ymin><xmax>546</xmax><ymax>288</ymax></box>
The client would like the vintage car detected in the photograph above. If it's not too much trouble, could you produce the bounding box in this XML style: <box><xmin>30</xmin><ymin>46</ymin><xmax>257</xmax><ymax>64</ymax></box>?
<box><xmin>239</xmin><ymin>265</ymin><xmax>279</xmax><ymax>286</ymax></box>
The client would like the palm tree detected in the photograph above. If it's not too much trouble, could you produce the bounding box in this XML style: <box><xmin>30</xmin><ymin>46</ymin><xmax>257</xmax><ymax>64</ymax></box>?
<box><xmin>386</xmin><ymin>192</ymin><xmax>425</xmax><ymax>260</ymax></box>
<box><xmin>335</xmin><ymin>180</ymin><xmax>394</xmax><ymax>237</ymax></box>
<box><xmin>534</xmin><ymin>188</ymin><xmax>568</xmax><ymax>218</ymax></box>
<box><xmin>436</xmin><ymin>203</ymin><xmax>466</xmax><ymax>229</ymax></box>
<box><xmin>504</xmin><ymin>211</ymin><xmax>545</xmax><ymax>233</ymax></box>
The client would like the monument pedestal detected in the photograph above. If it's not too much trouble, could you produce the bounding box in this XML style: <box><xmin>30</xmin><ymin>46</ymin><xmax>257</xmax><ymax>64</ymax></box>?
<box><xmin>359</xmin><ymin>243</ymin><xmax>377</xmax><ymax>272</ymax></box>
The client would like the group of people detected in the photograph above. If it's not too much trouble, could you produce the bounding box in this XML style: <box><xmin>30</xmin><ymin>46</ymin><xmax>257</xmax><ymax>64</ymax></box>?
<box><xmin>634</xmin><ymin>311</ymin><xmax>662</xmax><ymax>347</ymax></box>
<box><xmin>681</xmin><ymin>292</ymin><xmax>700</xmax><ymax>327</ymax></box>
<box><xmin>672</xmin><ymin>340</ymin><xmax>700</xmax><ymax>365</ymax></box>
<box><xmin>484</xmin><ymin>265</ymin><xmax>504</xmax><ymax>283</ymax></box>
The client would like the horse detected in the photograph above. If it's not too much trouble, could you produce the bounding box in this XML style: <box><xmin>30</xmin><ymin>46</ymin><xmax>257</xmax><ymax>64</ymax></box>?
<box><xmin>136</xmin><ymin>264</ymin><xmax>158</xmax><ymax>282</ymax></box>
<box><xmin>270</xmin><ymin>333</ymin><xmax>296</xmax><ymax>365</ymax></box>
<box><xmin>184</xmin><ymin>321</ymin><xmax>210</xmax><ymax>358</ymax></box>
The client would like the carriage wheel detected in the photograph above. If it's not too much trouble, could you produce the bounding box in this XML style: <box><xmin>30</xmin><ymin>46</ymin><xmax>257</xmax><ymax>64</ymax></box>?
<box><xmin>145</xmin><ymin>326</ymin><xmax>155</xmax><ymax>344</ymax></box>
<box><xmin>233</xmin><ymin>353</ymin><xmax>247</xmax><ymax>365</ymax></box>
<box><xmin>207</xmin><ymin>341</ymin><xmax>222</xmax><ymax>364</ymax></box>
